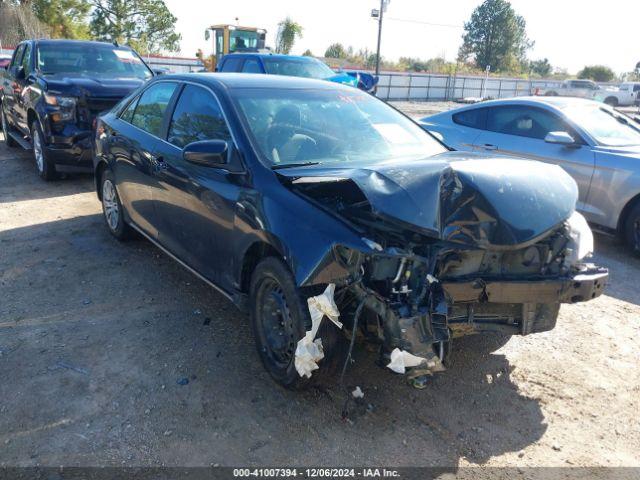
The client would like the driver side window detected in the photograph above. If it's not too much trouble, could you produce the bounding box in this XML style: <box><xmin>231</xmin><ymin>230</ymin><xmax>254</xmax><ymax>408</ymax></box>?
<box><xmin>486</xmin><ymin>106</ymin><xmax>566</xmax><ymax>140</ymax></box>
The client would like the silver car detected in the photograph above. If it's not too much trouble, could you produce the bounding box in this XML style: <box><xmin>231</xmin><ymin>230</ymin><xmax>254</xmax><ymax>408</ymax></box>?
<box><xmin>420</xmin><ymin>97</ymin><xmax>640</xmax><ymax>253</ymax></box>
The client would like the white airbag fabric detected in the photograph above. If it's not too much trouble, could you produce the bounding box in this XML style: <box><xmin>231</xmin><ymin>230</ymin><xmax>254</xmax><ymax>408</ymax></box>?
<box><xmin>294</xmin><ymin>284</ymin><xmax>342</xmax><ymax>378</ymax></box>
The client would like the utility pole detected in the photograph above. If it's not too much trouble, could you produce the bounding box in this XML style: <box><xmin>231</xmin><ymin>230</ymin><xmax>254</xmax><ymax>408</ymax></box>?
<box><xmin>374</xmin><ymin>0</ymin><xmax>386</xmax><ymax>79</ymax></box>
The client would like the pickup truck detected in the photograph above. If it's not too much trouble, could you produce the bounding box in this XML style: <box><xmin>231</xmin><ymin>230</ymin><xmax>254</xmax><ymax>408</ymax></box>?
<box><xmin>1</xmin><ymin>39</ymin><xmax>153</xmax><ymax>180</ymax></box>
<box><xmin>537</xmin><ymin>79</ymin><xmax>600</xmax><ymax>99</ymax></box>
<box><xmin>593</xmin><ymin>82</ymin><xmax>640</xmax><ymax>107</ymax></box>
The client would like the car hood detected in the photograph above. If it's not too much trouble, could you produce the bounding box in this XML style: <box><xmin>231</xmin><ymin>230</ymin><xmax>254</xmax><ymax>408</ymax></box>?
<box><xmin>277</xmin><ymin>151</ymin><xmax>579</xmax><ymax>248</ymax></box>
<box><xmin>42</xmin><ymin>73</ymin><xmax>146</xmax><ymax>98</ymax></box>
<box><xmin>593</xmin><ymin>144</ymin><xmax>640</xmax><ymax>158</ymax></box>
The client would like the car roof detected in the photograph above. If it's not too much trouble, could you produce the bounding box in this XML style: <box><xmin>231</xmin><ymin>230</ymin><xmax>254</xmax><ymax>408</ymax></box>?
<box><xmin>154</xmin><ymin>72</ymin><xmax>348</xmax><ymax>90</ymax></box>
<box><xmin>223</xmin><ymin>53</ymin><xmax>319</xmax><ymax>61</ymax></box>
<box><xmin>441</xmin><ymin>96</ymin><xmax>603</xmax><ymax>115</ymax></box>
<box><xmin>32</xmin><ymin>39</ymin><xmax>133</xmax><ymax>49</ymax></box>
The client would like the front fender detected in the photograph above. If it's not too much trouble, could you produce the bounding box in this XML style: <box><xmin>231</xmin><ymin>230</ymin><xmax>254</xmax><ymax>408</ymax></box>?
<box><xmin>233</xmin><ymin>184</ymin><xmax>372</xmax><ymax>288</ymax></box>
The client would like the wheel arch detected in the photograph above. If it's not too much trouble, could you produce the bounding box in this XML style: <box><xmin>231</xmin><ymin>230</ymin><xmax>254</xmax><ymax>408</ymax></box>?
<box><xmin>617</xmin><ymin>192</ymin><xmax>640</xmax><ymax>234</ymax></box>
<box><xmin>238</xmin><ymin>240</ymin><xmax>283</xmax><ymax>293</ymax></box>
<box><xmin>94</xmin><ymin>160</ymin><xmax>109</xmax><ymax>200</ymax></box>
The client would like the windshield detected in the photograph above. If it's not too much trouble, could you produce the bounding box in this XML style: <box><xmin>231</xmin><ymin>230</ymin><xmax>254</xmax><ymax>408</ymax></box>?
<box><xmin>263</xmin><ymin>58</ymin><xmax>336</xmax><ymax>80</ymax></box>
<box><xmin>234</xmin><ymin>87</ymin><xmax>446</xmax><ymax>167</ymax></box>
<box><xmin>36</xmin><ymin>44</ymin><xmax>152</xmax><ymax>79</ymax></box>
<box><xmin>564</xmin><ymin>105</ymin><xmax>640</xmax><ymax>146</ymax></box>
<box><xmin>230</xmin><ymin>30</ymin><xmax>259</xmax><ymax>52</ymax></box>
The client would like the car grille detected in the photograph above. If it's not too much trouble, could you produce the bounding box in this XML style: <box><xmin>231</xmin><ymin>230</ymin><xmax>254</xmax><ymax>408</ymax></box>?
<box><xmin>77</xmin><ymin>97</ymin><xmax>122</xmax><ymax>128</ymax></box>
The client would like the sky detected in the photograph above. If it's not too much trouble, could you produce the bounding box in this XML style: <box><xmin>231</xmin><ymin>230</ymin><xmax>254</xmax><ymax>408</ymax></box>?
<box><xmin>164</xmin><ymin>0</ymin><xmax>639</xmax><ymax>75</ymax></box>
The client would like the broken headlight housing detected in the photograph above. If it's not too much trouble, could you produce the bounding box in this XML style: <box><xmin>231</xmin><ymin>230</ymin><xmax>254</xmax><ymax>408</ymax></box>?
<box><xmin>566</xmin><ymin>211</ymin><xmax>594</xmax><ymax>264</ymax></box>
<box><xmin>44</xmin><ymin>93</ymin><xmax>77</xmax><ymax>122</ymax></box>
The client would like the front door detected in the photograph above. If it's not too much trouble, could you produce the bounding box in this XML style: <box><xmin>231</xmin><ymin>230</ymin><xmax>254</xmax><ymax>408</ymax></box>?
<box><xmin>473</xmin><ymin>105</ymin><xmax>596</xmax><ymax>212</ymax></box>
<box><xmin>152</xmin><ymin>83</ymin><xmax>242</xmax><ymax>289</ymax></box>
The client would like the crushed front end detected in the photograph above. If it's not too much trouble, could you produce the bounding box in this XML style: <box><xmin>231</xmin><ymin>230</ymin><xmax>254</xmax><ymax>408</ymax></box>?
<box><xmin>278</xmin><ymin>155</ymin><xmax>609</xmax><ymax>383</ymax></box>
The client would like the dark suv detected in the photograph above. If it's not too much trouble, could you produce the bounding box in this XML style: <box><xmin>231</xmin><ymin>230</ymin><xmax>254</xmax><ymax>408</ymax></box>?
<box><xmin>1</xmin><ymin>39</ymin><xmax>153</xmax><ymax>180</ymax></box>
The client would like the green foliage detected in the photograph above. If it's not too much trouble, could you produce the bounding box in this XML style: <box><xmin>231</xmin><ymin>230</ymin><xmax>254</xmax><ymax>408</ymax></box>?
<box><xmin>275</xmin><ymin>17</ymin><xmax>303</xmax><ymax>55</ymax></box>
<box><xmin>32</xmin><ymin>0</ymin><xmax>91</xmax><ymax>39</ymax></box>
<box><xmin>89</xmin><ymin>0</ymin><xmax>181</xmax><ymax>53</ymax></box>
<box><xmin>577</xmin><ymin>65</ymin><xmax>615</xmax><ymax>82</ymax></box>
<box><xmin>458</xmin><ymin>0</ymin><xmax>532</xmax><ymax>73</ymax></box>
<box><xmin>324</xmin><ymin>43</ymin><xmax>347</xmax><ymax>59</ymax></box>
<box><xmin>301</xmin><ymin>49</ymin><xmax>313</xmax><ymax>57</ymax></box>
<box><xmin>529</xmin><ymin>58</ymin><xmax>552</xmax><ymax>77</ymax></box>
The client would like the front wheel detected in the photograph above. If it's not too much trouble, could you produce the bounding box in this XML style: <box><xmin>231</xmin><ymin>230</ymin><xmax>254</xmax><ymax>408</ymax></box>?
<box><xmin>604</xmin><ymin>97</ymin><xmax>619</xmax><ymax>107</ymax></box>
<box><xmin>32</xmin><ymin>122</ymin><xmax>56</xmax><ymax>181</ymax></box>
<box><xmin>249</xmin><ymin>257</ymin><xmax>344</xmax><ymax>389</ymax></box>
<box><xmin>623</xmin><ymin>201</ymin><xmax>640</xmax><ymax>255</ymax></box>
<box><xmin>100</xmin><ymin>169</ymin><xmax>132</xmax><ymax>241</ymax></box>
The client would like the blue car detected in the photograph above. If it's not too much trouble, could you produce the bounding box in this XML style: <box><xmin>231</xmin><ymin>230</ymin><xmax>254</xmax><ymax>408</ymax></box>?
<box><xmin>217</xmin><ymin>53</ymin><xmax>377</xmax><ymax>92</ymax></box>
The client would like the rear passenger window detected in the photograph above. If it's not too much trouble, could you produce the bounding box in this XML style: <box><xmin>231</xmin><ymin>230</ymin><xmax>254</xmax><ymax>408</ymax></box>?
<box><xmin>10</xmin><ymin>44</ymin><xmax>25</xmax><ymax>69</ymax></box>
<box><xmin>168</xmin><ymin>85</ymin><xmax>231</xmax><ymax>148</ymax></box>
<box><xmin>130</xmin><ymin>82</ymin><xmax>178</xmax><ymax>137</ymax></box>
<box><xmin>242</xmin><ymin>59</ymin><xmax>262</xmax><ymax>73</ymax></box>
<box><xmin>452</xmin><ymin>108</ymin><xmax>486</xmax><ymax>129</ymax></box>
<box><xmin>220</xmin><ymin>57</ymin><xmax>242</xmax><ymax>72</ymax></box>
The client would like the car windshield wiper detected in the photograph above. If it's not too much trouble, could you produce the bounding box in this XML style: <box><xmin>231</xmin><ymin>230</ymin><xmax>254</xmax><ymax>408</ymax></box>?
<box><xmin>271</xmin><ymin>161</ymin><xmax>321</xmax><ymax>170</ymax></box>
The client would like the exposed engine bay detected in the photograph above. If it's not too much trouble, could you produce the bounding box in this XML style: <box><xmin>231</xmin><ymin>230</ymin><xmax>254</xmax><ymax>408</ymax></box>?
<box><xmin>277</xmin><ymin>155</ymin><xmax>608</xmax><ymax>384</ymax></box>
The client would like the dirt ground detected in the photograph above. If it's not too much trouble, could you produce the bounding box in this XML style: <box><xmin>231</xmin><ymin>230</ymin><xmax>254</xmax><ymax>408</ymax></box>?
<box><xmin>1</xmin><ymin>127</ymin><xmax>639</xmax><ymax>470</ymax></box>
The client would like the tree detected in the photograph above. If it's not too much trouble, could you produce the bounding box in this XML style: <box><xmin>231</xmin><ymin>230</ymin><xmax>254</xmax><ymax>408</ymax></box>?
<box><xmin>577</xmin><ymin>65</ymin><xmax>615</xmax><ymax>82</ymax></box>
<box><xmin>302</xmin><ymin>49</ymin><xmax>313</xmax><ymax>57</ymax></box>
<box><xmin>89</xmin><ymin>0</ymin><xmax>181</xmax><ymax>53</ymax></box>
<box><xmin>458</xmin><ymin>0</ymin><xmax>532</xmax><ymax>73</ymax></box>
<box><xmin>324</xmin><ymin>43</ymin><xmax>347</xmax><ymax>59</ymax></box>
<box><xmin>275</xmin><ymin>17</ymin><xmax>303</xmax><ymax>55</ymax></box>
<box><xmin>32</xmin><ymin>0</ymin><xmax>91</xmax><ymax>39</ymax></box>
<box><xmin>0</xmin><ymin>1</ymin><xmax>49</xmax><ymax>46</ymax></box>
<box><xmin>529</xmin><ymin>58</ymin><xmax>552</xmax><ymax>77</ymax></box>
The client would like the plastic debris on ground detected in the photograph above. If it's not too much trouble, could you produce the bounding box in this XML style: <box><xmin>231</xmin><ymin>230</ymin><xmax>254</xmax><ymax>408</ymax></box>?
<box><xmin>294</xmin><ymin>284</ymin><xmax>343</xmax><ymax>378</ymax></box>
<box><xmin>351</xmin><ymin>386</ymin><xmax>364</xmax><ymax>399</ymax></box>
<box><xmin>386</xmin><ymin>348</ymin><xmax>430</xmax><ymax>374</ymax></box>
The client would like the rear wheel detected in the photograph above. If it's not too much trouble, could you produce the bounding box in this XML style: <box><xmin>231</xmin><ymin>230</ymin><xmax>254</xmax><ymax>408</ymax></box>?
<box><xmin>1</xmin><ymin>106</ymin><xmax>17</xmax><ymax>148</ymax></box>
<box><xmin>604</xmin><ymin>97</ymin><xmax>619</xmax><ymax>107</ymax></box>
<box><xmin>100</xmin><ymin>169</ymin><xmax>132</xmax><ymax>241</ymax></box>
<box><xmin>32</xmin><ymin>122</ymin><xmax>56</xmax><ymax>181</ymax></box>
<box><xmin>249</xmin><ymin>257</ymin><xmax>343</xmax><ymax>389</ymax></box>
<box><xmin>623</xmin><ymin>201</ymin><xmax>640</xmax><ymax>255</ymax></box>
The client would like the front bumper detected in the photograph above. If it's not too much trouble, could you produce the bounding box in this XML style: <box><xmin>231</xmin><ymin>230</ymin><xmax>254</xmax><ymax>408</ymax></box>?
<box><xmin>43</xmin><ymin>129</ymin><xmax>93</xmax><ymax>172</ymax></box>
<box><xmin>441</xmin><ymin>267</ymin><xmax>608</xmax><ymax>305</ymax></box>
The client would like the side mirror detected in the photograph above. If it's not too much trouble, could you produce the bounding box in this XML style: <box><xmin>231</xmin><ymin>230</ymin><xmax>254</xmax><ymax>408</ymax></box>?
<box><xmin>183</xmin><ymin>140</ymin><xmax>229</xmax><ymax>167</ymax></box>
<box><xmin>545</xmin><ymin>131</ymin><xmax>576</xmax><ymax>146</ymax></box>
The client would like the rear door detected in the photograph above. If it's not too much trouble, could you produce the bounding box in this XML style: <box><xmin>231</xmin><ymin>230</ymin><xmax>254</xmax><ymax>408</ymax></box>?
<box><xmin>473</xmin><ymin>105</ymin><xmax>595</xmax><ymax>211</ymax></box>
<box><xmin>152</xmin><ymin>83</ymin><xmax>241</xmax><ymax>288</ymax></box>
<box><xmin>14</xmin><ymin>42</ymin><xmax>34</xmax><ymax>132</ymax></box>
<box><xmin>3</xmin><ymin>44</ymin><xmax>25</xmax><ymax>129</ymax></box>
<box><xmin>109</xmin><ymin>81</ymin><xmax>180</xmax><ymax>237</ymax></box>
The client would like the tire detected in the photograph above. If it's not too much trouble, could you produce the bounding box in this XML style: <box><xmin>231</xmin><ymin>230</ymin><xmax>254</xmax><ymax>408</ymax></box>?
<box><xmin>31</xmin><ymin>122</ymin><xmax>56</xmax><ymax>181</ymax></box>
<box><xmin>623</xmin><ymin>201</ymin><xmax>640</xmax><ymax>255</ymax></box>
<box><xmin>604</xmin><ymin>97</ymin><xmax>619</xmax><ymax>107</ymax></box>
<box><xmin>1</xmin><ymin>106</ymin><xmax>18</xmax><ymax>148</ymax></box>
<box><xmin>249</xmin><ymin>257</ymin><xmax>344</xmax><ymax>389</ymax></box>
<box><xmin>100</xmin><ymin>169</ymin><xmax>132</xmax><ymax>241</ymax></box>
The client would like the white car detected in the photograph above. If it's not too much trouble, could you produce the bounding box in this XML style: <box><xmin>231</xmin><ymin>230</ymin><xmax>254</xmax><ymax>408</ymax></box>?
<box><xmin>593</xmin><ymin>82</ymin><xmax>640</xmax><ymax>107</ymax></box>
<box><xmin>538</xmin><ymin>79</ymin><xmax>600</xmax><ymax>99</ymax></box>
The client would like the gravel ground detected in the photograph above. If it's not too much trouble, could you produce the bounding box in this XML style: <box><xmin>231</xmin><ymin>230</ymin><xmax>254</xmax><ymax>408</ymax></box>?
<box><xmin>0</xmin><ymin>128</ymin><xmax>639</xmax><ymax>470</ymax></box>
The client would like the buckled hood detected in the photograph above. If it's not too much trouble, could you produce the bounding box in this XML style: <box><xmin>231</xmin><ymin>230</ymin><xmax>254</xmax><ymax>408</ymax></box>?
<box><xmin>42</xmin><ymin>73</ymin><xmax>146</xmax><ymax>98</ymax></box>
<box><xmin>277</xmin><ymin>151</ymin><xmax>579</xmax><ymax>248</ymax></box>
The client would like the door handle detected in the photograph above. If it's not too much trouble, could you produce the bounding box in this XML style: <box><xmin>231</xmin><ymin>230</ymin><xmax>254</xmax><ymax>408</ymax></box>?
<box><xmin>482</xmin><ymin>144</ymin><xmax>498</xmax><ymax>151</ymax></box>
<box><xmin>152</xmin><ymin>155</ymin><xmax>167</xmax><ymax>171</ymax></box>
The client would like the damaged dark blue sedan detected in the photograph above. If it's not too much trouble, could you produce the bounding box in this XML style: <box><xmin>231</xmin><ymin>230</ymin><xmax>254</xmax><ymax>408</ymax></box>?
<box><xmin>93</xmin><ymin>74</ymin><xmax>608</xmax><ymax>389</ymax></box>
